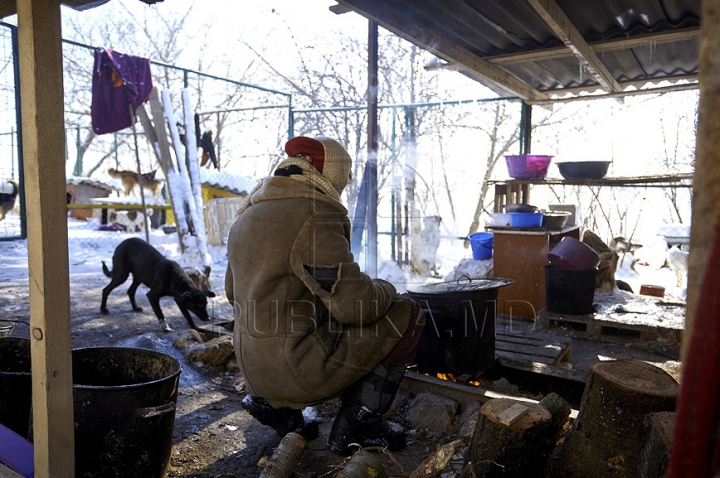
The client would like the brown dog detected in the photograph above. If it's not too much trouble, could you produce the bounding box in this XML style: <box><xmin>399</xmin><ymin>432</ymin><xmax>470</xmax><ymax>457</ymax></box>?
<box><xmin>0</xmin><ymin>179</ymin><xmax>18</xmax><ymax>221</ymax></box>
<box><xmin>108</xmin><ymin>168</ymin><xmax>163</xmax><ymax>197</ymax></box>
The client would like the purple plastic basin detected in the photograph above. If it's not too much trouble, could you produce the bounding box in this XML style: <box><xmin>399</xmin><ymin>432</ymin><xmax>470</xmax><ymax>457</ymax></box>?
<box><xmin>547</xmin><ymin>236</ymin><xmax>600</xmax><ymax>271</ymax></box>
<box><xmin>505</xmin><ymin>155</ymin><xmax>553</xmax><ymax>179</ymax></box>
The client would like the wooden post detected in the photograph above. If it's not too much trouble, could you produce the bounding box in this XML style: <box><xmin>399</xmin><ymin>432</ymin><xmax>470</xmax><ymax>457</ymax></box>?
<box><xmin>547</xmin><ymin>359</ymin><xmax>678</xmax><ymax>478</ymax></box>
<box><xmin>686</xmin><ymin>0</ymin><xmax>720</xmax><ymax>359</ymax></box>
<box><xmin>17</xmin><ymin>0</ymin><xmax>75</xmax><ymax>476</ymax></box>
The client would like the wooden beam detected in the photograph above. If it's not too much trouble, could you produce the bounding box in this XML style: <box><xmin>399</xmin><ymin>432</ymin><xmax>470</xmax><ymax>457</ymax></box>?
<box><xmin>488</xmin><ymin>27</ymin><xmax>700</xmax><ymax>66</ymax></box>
<box><xmin>0</xmin><ymin>0</ymin><xmax>15</xmax><ymax>17</ymax></box>
<box><xmin>17</xmin><ymin>0</ymin><xmax>75</xmax><ymax>477</ymax></box>
<box><xmin>329</xmin><ymin>3</ymin><xmax>352</xmax><ymax>14</ymax></box>
<box><xmin>527</xmin><ymin>0</ymin><xmax>622</xmax><ymax>92</ymax></box>
<box><xmin>336</xmin><ymin>0</ymin><xmax>548</xmax><ymax>100</ymax></box>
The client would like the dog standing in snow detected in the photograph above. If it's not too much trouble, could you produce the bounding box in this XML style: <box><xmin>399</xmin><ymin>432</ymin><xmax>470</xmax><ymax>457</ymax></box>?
<box><xmin>666</xmin><ymin>245</ymin><xmax>689</xmax><ymax>288</ymax></box>
<box><xmin>0</xmin><ymin>179</ymin><xmax>19</xmax><ymax>222</ymax></box>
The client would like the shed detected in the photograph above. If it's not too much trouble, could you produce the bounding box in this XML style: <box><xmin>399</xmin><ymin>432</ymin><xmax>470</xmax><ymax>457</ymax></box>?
<box><xmin>3</xmin><ymin>0</ymin><xmax>719</xmax><ymax>477</ymax></box>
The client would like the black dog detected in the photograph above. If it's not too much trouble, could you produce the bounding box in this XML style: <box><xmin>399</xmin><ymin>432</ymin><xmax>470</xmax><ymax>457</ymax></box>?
<box><xmin>100</xmin><ymin>238</ymin><xmax>216</xmax><ymax>332</ymax></box>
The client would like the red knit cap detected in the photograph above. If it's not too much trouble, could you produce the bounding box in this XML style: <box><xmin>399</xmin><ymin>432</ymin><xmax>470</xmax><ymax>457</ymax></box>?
<box><xmin>285</xmin><ymin>136</ymin><xmax>325</xmax><ymax>173</ymax></box>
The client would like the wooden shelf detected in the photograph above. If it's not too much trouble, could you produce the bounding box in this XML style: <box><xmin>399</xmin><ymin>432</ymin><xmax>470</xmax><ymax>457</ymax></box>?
<box><xmin>488</xmin><ymin>173</ymin><xmax>693</xmax><ymax>188</ymax></box>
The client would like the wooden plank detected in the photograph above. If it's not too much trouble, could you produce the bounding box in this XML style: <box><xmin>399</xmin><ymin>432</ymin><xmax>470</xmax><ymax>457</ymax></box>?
<box><xmin>495</xmin><ymin>341</ymin><xmax>564</xmax><ymax>360</ymax></box>
<box><xmin>0</xmin><ymin>463</ymin><xmax>24</xmax><ymax>478</ymax></box>
<box><xmin>497</xmin><ymin>349</ymin><xmax>555</xmax><ymax>365</ymax></box>
<box><xmin>147</xmin><ymin>88</ymin><xmax>189</xmax><ymax>249</ymax></box>
<box><xmin>496</xmin><ymin>403</ymin><xmax>530</xmax><ymax>426</ymax></box>
<box><xmin>137</xmin><ymin>105</ymin><xmax>161</xmax><ymax>164</ymax></box>
<box><xmin>17</xmin><ymin>0</ymin><xmax>75</xmax><ymax>476</ymax></box>
<box><xmin>527</xmin><ymin>0</ymin><xmax>622</xmax><ymax>93</ymax></box>
<box><xmin>488</xmin><ymin>27</ymin><xmax>700</xmax><ymax>66</ymax></box>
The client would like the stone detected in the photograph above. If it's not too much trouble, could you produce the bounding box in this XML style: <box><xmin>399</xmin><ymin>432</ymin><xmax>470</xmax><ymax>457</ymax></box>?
<box><xmin>459</xmin><ymin>401</ymin><xmax>481</xmax><ymax>439</ymax></box>
<box><xmin>187</xmin><ymin>335</ymin><xmax>235</xmax><ymax>366</ymax></box>
<box><xmin>404</xmin><ymin>392</ymin><xmax>458</xmax><ymax>433</ymax></box>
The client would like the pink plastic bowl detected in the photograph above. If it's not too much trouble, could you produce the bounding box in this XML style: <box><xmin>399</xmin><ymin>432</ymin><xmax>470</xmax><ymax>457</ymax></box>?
<box><xmin>547</xmin><ymin>236</ymin><xmax>600</xmax><ymax>271</ymax></box>
<box><xmin>505</xmin><ymin>155</ymin><xmax>553</xmax><ymax>179</ymax></box>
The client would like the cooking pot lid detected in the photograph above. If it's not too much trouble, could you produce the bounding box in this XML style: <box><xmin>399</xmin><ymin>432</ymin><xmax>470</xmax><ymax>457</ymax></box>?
<box><xmin>407</xmin><ymin>276</ymin><xmax>513</xmax><ymax>295</ymax></box>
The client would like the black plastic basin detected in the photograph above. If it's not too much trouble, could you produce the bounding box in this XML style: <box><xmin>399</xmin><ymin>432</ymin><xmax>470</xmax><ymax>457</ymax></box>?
<box><xmin>557</xmin><ymin>161</ymin><xmax>611</xmax><ymax>180</ymax></box>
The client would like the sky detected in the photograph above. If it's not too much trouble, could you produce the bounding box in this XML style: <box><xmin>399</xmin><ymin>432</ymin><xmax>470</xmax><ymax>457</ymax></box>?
<box><xmin>0</xmin><ymin>0</ymin><xmax>696</xmax><ymax>297</ymax></box>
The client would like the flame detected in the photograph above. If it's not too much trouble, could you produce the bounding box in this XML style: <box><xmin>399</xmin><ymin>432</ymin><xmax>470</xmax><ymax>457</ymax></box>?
<box><xmin>436</xmin><ymin>373</ymin><xmax>457</xmax><ymax>383</ymax></box>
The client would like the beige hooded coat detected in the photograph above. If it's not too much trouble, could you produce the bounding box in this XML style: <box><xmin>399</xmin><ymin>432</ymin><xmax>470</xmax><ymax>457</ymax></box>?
<box><xmin>225</xmin><ymin>175</ymin><xmax>411</xmax><ymax>409</ymax></box>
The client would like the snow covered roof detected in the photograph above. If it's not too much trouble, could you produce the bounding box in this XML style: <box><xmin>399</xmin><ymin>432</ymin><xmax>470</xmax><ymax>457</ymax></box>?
<box><xmin>199</xmin><ymin>169</ymin><xmax>257</xmax><ymax>196</ymax></box>
<box><xmin>67</xmin><ymin>176</ymin><xmax>118</xmax><ymax>192</ymax></box>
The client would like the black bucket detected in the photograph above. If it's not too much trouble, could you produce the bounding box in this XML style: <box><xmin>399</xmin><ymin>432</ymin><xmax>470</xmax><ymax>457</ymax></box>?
<box><xmin>407</xmin><ymin>278</ymin><xmax>513</xmax><ymax>375</ymax></box>
<box><xmin>545</xmin><ymin>266</ymin><xmax>597</xmax><ymax>315</ymax></box>
<box><xmin>72</xmin><ymin>347</ymin><xmax>181</xmax><ymax>478</ymax></box>
<box><xmin>0</xmin><ymin>338</ymin><xmax>32</xmax><ymax>439</ymax></box>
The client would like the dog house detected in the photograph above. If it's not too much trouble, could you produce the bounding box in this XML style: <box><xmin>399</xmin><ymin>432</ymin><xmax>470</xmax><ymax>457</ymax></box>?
<box><xmin>199</xmin><ymin>170</ymin><xmax>256</xmax><ymax>246</ymax></box>
<box><xmin>66</xmin><ymin>177</ymin><xmax>115</xmax><ymax>220</ymax></box>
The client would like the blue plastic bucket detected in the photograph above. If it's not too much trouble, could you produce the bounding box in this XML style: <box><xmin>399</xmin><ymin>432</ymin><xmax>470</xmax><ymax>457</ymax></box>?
<box><xmin>469</xmin><ymin>232</ymin><xmax>494</xmax><ymax>260</ymax></box>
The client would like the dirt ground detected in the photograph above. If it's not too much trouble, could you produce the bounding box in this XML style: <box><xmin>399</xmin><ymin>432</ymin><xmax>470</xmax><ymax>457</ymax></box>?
<box><xmin>1</xmin><ymin>268</ymin><xmax>476</xmax><ymax>478</ymax></box>
<box><xmin>1</xmin><ymin>264</ymin><xmax>684</xmax><ymax>477</ymax></box>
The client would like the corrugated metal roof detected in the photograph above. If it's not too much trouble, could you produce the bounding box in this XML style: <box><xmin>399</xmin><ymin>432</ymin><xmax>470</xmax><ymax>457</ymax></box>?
<box><xmin>334</xmin><ymin>0</ymin><xmax>700</xmax><ymax>101</ymax></box>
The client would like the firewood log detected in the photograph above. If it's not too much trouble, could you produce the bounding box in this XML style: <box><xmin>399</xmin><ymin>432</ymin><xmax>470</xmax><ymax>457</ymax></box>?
<box><xmin>259</xmin><ymin>432</ymin><xmax>306</xmax><ymax>478</ymax></box>
<box><xmin>466</xmin><ymin>398</ymin><xmax>552</xmax><ymax>478</ymax></box>
<box><xmin>410</xmin><ymin>439</ymin><xmax>464</xmax><ymax>478</ymax></box>
<box><xmin>336</xmin><ymin>450</ymin><xmax>387</xmax><ymax>478</ymax></box>
<box><xmin>546</xmin><ymin>359</ymin><xmax>678</xmax><ymax>478</ymax></box>
<box><xmin>638</xmin><ymin>412</ymin><xmax>675</xmax><ymax>478</ymax></box>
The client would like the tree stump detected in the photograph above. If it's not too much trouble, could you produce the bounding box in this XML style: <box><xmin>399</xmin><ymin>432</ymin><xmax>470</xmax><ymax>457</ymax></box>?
<box><xmin>638</xmin><ymin>412</ymin><xmax>675</xmax><ymax>478</ymax></box>
<box><xmin>466</xmin><ymin>398</ymin><xmax>552</xmax><ymax>478</ymax></box>
<box><xmin>546</xmin><ymin>359</ymin><xmax>678</xmax><ymax>478</ymax></box>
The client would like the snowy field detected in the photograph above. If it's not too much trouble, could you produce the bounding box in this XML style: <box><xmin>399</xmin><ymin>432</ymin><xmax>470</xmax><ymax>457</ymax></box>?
<box><xmin>0</xmin><ymin>214</ymin><xmax>687</xmax><ymax>305</ymax></box>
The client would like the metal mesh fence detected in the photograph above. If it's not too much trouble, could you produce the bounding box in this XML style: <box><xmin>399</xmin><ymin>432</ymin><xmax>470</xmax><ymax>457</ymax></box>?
<box><xmin>0</xmin><ymin>26</ymin><xmax>695</xmax><ymax>303</ymax></box>
<box><xmin>0</xmin><ymin>24</ymin><xmax>21</xmax><ymax>241</ymax></box>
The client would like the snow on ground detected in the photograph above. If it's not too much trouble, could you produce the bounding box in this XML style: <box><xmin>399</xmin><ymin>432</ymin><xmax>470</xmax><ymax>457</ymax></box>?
<box><xmin>0</xmin><ymin>216</ymin><xmax>688</xmax><ymax>310</ymax></box>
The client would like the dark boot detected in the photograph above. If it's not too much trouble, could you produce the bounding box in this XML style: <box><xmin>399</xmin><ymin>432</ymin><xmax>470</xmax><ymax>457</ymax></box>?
<box><xmin>327</xmin><ymin>362</ymin><xmax>407</xmax><ymax>455</ymax></box>
<box><xmin>241</xmin><ymin>394</ymin><xmax>319</xmax><ymax>441</ymax></box>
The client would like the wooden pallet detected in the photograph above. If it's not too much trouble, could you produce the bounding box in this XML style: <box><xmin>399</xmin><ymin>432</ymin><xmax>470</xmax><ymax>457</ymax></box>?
<box><xmin>536</xmin><ymin>310</ymin><xmax>683</xmax><ymax>344</ymax></box>
<box><xmin>496</xmin><ymin>329</ymin><xmax>572</xmax><ymax>367</ymax></box>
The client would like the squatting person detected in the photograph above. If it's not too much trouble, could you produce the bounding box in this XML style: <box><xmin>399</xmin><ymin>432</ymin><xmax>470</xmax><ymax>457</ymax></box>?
<box><xmin>225</xmin><ymin>135</ymin><xmax>425</xmax><ymax>455</ymax></box>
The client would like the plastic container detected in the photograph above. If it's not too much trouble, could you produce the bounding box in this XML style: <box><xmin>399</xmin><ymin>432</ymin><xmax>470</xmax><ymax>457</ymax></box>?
<box><xmin>548</xmin><ymin>204</ymin><xmax>579</xmax><ymax>227</ymax></box>
<box><xmin>505</xmin><ymin>155</ymin><xmax>553</xmax><ymax>179</ymax></box>
<box><xmin>509</xmin><ymin>212</ymin><xmax>544</xmax><ymax>228</ymax></box>
<box><xmin>504</xmin><ymin>204</ymin><xmax>537</xmax><ymax>213</ymax></box>
<box><xmin>485</xmin><ymin>213</ymin><xmax>511</xmax><ymax>227</ymax></box>
<box><xmin>640</xmin><ymin>284</ymin><xmax>665</xmax><ymax>297</ymax></box>
<box><xmin>0</xmin><ymin>338</ymin><xmax>31</xmax><ymax>440</ymax></box>
<box><xmin>469</xmin><ymin>232</ymin><xmax>494</xmax><ymax>260</ymax></box>
<box><xmin>541</xmin><ymin>211</ymin><xmax>571</xmax><ymax>229</ymax></box>
<box><xmin>547</xmin><ymin>236</ymin><xmax>601</xmax><ymax>271</ymax></box>
<box><xmin>545</xmin><ymin>266</ymin><xmax>597</xmax><ymax>315</ymax></box>
<box><xmin>557</xmin><ymin>161</ymin><xmax>611</xmax><ymax>180</ymax></box>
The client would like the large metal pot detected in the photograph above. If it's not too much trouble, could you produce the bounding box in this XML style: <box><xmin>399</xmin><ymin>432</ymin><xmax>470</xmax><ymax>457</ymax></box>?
<box><xmin>0</xmin><ymin>338</ymin><xmax>31</xmax><ymax>439</ymax></box>
<box><xmin>407</xmin><ymin>277</ymin><xmax>513</xmax><ymax>375</ymax></box>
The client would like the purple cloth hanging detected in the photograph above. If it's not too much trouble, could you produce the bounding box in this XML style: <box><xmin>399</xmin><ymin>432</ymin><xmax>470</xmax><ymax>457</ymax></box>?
<box><xmin>91</xmin><ymin>48</ymin><xmax>153</xmax><ymax>135</ymax></box>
